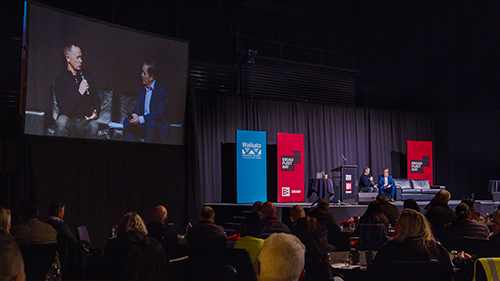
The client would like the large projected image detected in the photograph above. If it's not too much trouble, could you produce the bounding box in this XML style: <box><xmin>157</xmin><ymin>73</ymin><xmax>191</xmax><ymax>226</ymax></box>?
<box><xmin>23</xmin><ymin>2</ymin><xmax>189</xmax><ymax>145</ymax></box>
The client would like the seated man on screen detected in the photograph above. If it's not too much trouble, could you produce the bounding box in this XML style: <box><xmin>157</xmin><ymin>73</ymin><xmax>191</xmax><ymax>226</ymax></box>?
<box><xmin>359</xmin><ymin>167</ymin><xmax>379</xmax><ymax>193</ymax></box>
<box><xmin>123</xmin><ymin>60</ymin><xmax>169</xmax><ymax>144</ymax></box>
<box><xmin>378</xmin><ymin>168</ymin><xmax>396</xmax><ymax>202</ymax></box>
<box><xmin>54</xmin><ymin>42</ymin><xmax>100</xmax><ymax>139</ymax></box>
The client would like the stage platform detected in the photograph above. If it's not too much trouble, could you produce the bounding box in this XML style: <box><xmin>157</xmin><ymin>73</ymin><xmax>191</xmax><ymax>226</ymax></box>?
<box><xmin>205</xmin><ymin>200</ymin><xmax>500</xmax><ymax>236</ymax></box>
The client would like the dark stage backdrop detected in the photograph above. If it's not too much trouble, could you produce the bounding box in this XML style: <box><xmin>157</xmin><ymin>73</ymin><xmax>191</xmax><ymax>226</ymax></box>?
<box><xmin>434</xmin><ymin>110</ymin><xmax>500</xmax><ymax>200</ymax></box>
<box><xmin>189</xmin><ymin>91</ymin><xmax>434</xmax><ymax>209</ymax></box>
<box><xmin>23</xmin><ymin>135</ymin><xmax>186</xmax><ymax>248</ymax></box>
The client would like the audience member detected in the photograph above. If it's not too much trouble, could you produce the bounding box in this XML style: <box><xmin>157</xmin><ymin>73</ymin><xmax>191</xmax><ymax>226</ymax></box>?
<box><xmin>289</xmin><ymin>205</ymin><xmax>307</xmax><ymax>233</ymax></box>
<box><xmin>403</xmin><ymin>198</ymin><xmax>420</xmax><ymax>212</ymax></box>
<box><xmin>359</xmin><ymin>167</ymin><xmax>379</xmax><ymax>193</ymax></box>
<box><xmin>461</xmin><ymin>197</ymin><xmax>481</xmax><ymax>221</ymax></box>
<box><xmin>371</xmin><ymin>209</ymin><xmax>455</xmax><ymax>281</ymax></box>
<box><xmin>261</xmin><ymin>202</ymin><xmax>291</xmax><ymax>238</ymax></box>
<box><xmin>378</xmin><ymin>168</ymin><xmax>395</xmax><ymax>202</ymax></box>
<box><xmin>94</xmin><ymin>212</ymin><xmax>148</xmax><ymax>280</ymax></box>
<box><xmin>47</xmin><ymin>201</ymin><xmax>74</xmax><ymax>238</ymax></box>
<box><xmin>256</xmin><ymin>233</ymin><xmax>306</xmax><ymax>281</ymax></box>
<box><xmin>308</xmin><ymin>198</ymin><xmax>341</xmax><ymax>248</ymax></box>
<box><xmin>0</xmin><ymin>205</ymin><xmax>12</xmax><ymax>233</ymax></box>
<box><xmin>356</xmin><ymin>200</ymin><xmax>390</xmax><ymax>228</ymax></box>
<box><xmin>425</xmin><ymin>190</ymin><xmax>457</xmax><ymax>239</ymax></box>
<box><xmin>252</xmin><ymin>201</ymin><xmax>264</xmax><ymax>212</ymax></box>
<box><xmin>293</xmin><ymin>216</ymin><xmax>333</xmax><ymax>281</ymax></box>
<box><xmin>10</xmin><ymin>199</ymin><xmax>57</xmax><ymax>245</ymax></box>
<box><xmin>440</xmin><ymin>203</ymin><xmax>490</xmax><ymax>251</ymax></box>
<box><xmin>146</xmin><ymin>205</ymin><xmax>178</xmax><ymax>260</ymax></box>
<box><xmin>0</xmin><ymin>231</ymin><xmax>25</xmax><ymax>281</ymax></box>
<box><xmin>234</xmin><ymin>211</ymin><xmax>266</xmax><ymax>272</ymax></box>
<box><xmin>187</xmin><ymin>206</ymin><xmax>225</xmax><ymax>245</ymax></box>
<box><xmin>376</xmin><ymin>194</ymin><xmax>400</xmax><ymax>227</ymax></box>
<box><xmin>124</xmin><ymin>237</ymin><xmax>167</xmax><ymax>281</ymax></box>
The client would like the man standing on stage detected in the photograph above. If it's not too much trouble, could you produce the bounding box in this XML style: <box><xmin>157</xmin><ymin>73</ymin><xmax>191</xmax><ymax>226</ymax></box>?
<box><xmin>123</xmin><ymin>60</ymin><xmax>169</xmax><ymax>144</ymax></box>
<box><xmin>54</xmin><ymin>43</ymin><xmax>100</xmax><ymax>138</ymax></box>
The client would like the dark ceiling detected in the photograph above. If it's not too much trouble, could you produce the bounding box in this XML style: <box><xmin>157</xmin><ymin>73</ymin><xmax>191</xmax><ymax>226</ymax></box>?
<box><xmin>3</xmin><ymin>0</ymin><xmax>500</xmax><ymax>114</ymax></box>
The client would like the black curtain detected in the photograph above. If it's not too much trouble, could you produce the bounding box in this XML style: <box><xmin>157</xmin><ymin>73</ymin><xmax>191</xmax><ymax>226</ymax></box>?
<box><xmin>189</xmin><ymin>91</ymin><xmax>434</xmax><ymax>207</ymax></box>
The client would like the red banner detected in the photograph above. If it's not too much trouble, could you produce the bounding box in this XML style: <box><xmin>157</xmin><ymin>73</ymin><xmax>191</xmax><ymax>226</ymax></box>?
<box><xmin>407</xmin><ymin>140</ymin><xmax>433</xmax><ymax>185</ymax></box>
<box><xmin>277</xmin><ymin>133</ymin><xmax>304</xmax><ymax>202</ymax></box>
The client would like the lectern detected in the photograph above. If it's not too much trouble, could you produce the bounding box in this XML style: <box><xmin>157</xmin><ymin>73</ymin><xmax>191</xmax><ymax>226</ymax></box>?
<box><xmin>331</xmin><ymin>165</ymin><xmax>358</xmax><ymax>204</ymax></box>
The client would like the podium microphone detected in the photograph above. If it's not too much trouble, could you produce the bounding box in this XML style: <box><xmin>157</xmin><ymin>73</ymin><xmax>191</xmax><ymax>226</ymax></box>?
<box><xmin>341</xmin><ymin>154</ymin><xmax>347</xmax><ymax>163</ymax></box>
<box><xmin>80</xmin><ymin>71</ymin><xmax>90</xmax><ymax>95</ymax></box>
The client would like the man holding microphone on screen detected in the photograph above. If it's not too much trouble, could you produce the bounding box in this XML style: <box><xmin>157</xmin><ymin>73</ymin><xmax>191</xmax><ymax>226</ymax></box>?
<box><xmin>54</xmin><ymin>42</ymin><xmax>100</xmax><ymax>139</ymax></box>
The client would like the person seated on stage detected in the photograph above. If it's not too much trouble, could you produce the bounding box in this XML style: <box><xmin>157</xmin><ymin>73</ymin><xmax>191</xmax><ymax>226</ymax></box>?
<box><xmin>124</xmin><ymin>237</ymin><xmax>167</xmax><ymax>281</ymax></box>
<box><xmin>293</xmin><ymin>216</ymin><xmax>333</xmax><ymax>281</ymax></box>
<box><xmin>439</xmin><ymin>203</ymin><xmax>490</xmax><ymax>252</ymax></box>
<box><xmin>378</xmin><ymin>168</ymin><xmax>395</xmax><ymax>202</ymax></box>
<box><xmin>359</xmin><ymin>167</ymin><xmax>379</xmax><ymax>193</ymax></box>
<box><xmin>403</xmin><ymin>198</ymin><xmax>420</xmax><ymax>212</ymax></box>
<box><xmin>289</xmin><ymin>205</ymin><xmax>307</xmax><ymax>233</ymax></box>
<box><xmin>0</xmin><ymin>231</ymin><xmax>26</xmax><ymax>281</ymax></box>
<box><xmin>0</xmin><ymin>205</ymin><xmax>12</xmax><ymax>234</ymax></box>
<box><xmin>94</xmin><ymin>212</ymin><xmax>148</xmax><ymax>280</ymax></box>
<box><xmin>377</xmin><ymin>194</ymin><xmax>400</xmax><ymax>227</ymax></box>
<box><xmin>308</xmin><ymin>199</ymin><xmax>341</xmax><ymax>250</ymax></box>
<box><xmin>256</xmin><ymin>233</ymin><xmax>306</xmax><ymax>281</ymax></box>
<box><xmin>425</xmin><ymin>190</ymin><xmax>457</xmax><ymax>239</ymax></box>
<box><xmin>146</xmin><ymin>205</ymin><xmax>178</xmax><ymax>260</ymax></box>
<box><xmin>371</xmin><ymin>209</ymin><xmax>455</xmax><ymax>281</ymax></box>
<box><xmin>234</xmin><ymin>211</ymin><xmax>267</xmax><ymax>273</ymax></box>
<box><xmin>10</xmin><ymin>200</ymin><xmax>57</xmax><ymax>246</ymax></box>
<box><xmin>261</xmin><ymin>202</ymin><xmax>291</xmax><ymax>239</ymax></box>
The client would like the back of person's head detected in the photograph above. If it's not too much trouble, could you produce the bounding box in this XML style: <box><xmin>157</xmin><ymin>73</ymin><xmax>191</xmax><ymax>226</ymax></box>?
<box><xmin>293</xmin><ymin>217</ymin><xmax>327</xmax><ymax>263</ymax></box>
<box><xmin>455</xmin><ymin>203</ymin><xmax>470</xmax><ymax>220</ymax></box>
<box><xmin>0</xmin><ymin>206</ymin><xmax>11</xmax><ymax>233</ymax></box>
<box><xmin>461</xmin><ymin>197</ymin><xmax>480</xmax><ymax>221</ymax></box>
<box><xmin>125</xmin><ymin>237</ymin><xmax>167</xmax><ymax>281</ymax></box>
<box><xmin>492</xmin><ymin>211</ymin><xmax>500</xmax><ymax>235</ymax></box>
<box><xmin>317</xmin><ymin>199</ymin><xmax>329</xmax><ymax>210</ymax></box>
<box><xmin>290</xmin><ymin>205</ymin><xmax>305</xmax><ymax>222</ymax></box>
<box><xmin>151</xmin><ymin>205</ymin><xmax>168</xmax><ymax>223</ymax></box>
<box><xmin>244</xmin><ymin>211</ymin><xmax>266</xmax><ymax>238</ymax></box>
<box><xmin>18</xmin><ymin>199</ymin><xmax>39</xmax><ymax>221</ymax></box>
<box><xmin>394</xmin><ymin>209</ymin><xmax>434</xmax><ymax>242</ymax></box>
<box><xmin>200</xmin><ymin>206</ymin><xmax>215</xmax><ymax>221</ymax></box>
<box><xmin>435</xmin><ymin>190</ymin><xmax>451</xmax><ymax>204</ymax></box>
<box><xmin>252</xmin><ymin>201</ymin><xmax>263</xmax><ymax>212</ymax></box>
<box><xmin>48</xmin><ymin>202</ymin><xmax>65</xmax><ymax>217</ymax></box>
<box><xmin>257</xmin><ymin>233</ymin><xmax>305</xmax><ymax>281</ymax></box>
<box><xmin>362</xmin><ymin>200</ymin><xmax>389</xmax><ymax>225</ymax></box>
<box><xmin>0</xmin><ymin>231</ymin><xmax>25</xmax><ymax>281</ymax></box>
<box><xmin>403</xmin><ymin>199</ymin><xmax>420</xmax><ymax>212</ymax></box>
<box><xmin>261</xmin><ymin>202</ymin><xmax>277</xmax><ymax>218</ymax></box>
<box><xmin>116</xmin><ymin>212</ymin><xmax>148</xmax><ymax>236</ymax></box>
<box><xmin>376</xmin><ymin>194</ymin><xmax>388</xmax><ymax>204</ymax></box>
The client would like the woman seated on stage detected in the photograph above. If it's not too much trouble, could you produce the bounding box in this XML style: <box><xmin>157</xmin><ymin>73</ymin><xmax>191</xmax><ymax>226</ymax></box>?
<box><xmin>371</xmin><ymin>209</ymin><xmax>455</xmax><ymax>281</ymax></box>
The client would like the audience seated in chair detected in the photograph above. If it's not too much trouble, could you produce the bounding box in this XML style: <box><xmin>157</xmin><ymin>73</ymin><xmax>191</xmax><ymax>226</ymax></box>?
<box><xmin>403</xmin><ymin>198</ymin><xmax>420</xmax><ymax>212</ymax></box>
<box><xmin>146</xmin><ymin>205</ymin><xmax>178</xmax><ymax>260</ymax></box>
<box><xmin>424</xmin><ymin>190</ymin><xmax>457</xmax><ymax>239</ymax></box>
<box><xmin>293</xmin><ymin>216</ymin><xmax>333</xmax><ymax>281</ymax></box>
<box><xmin>124</xmin><ymin>237</ymin><xmax>167</xmax><ymax>281</ymax></box>
<box><xmin>94</xmin><ymin>212</ymin><xmax>148</xmax><ymax>280</ymax></box>
<box><xmin>354</xmin><ymin>200</ymin><xmax>390</xmax><ymax>231</ymax></box>
<box><xmin>308</xmin><ymin>198</ymin><xmax>341</xmax><ymax>249</ymax></box>
<box><xmin>10</xmin><ymin>199</ymin><xmax>58</xmax><ymax>246</ymax></box>
<box><xmin>371</xmin><ymin>209</ymin><xmax>455</xmax><ymax>281</ymax></box>
<box><xmin>439</xmin><ymin>203</ymin><xmax>490</xmax><ymax>252</ymax></box>
<box><xmin>261</xmin><ymin>202</ymin><xmax>291</xmax><ymax>239</ymax></box>
<box><xmin>376</xmin><ymin>194</ymin><xmax>400</xmax><ymax>227</ymax></box>
<box><xmin>233</xmin><ymin>211</ymin><xmax>266</xmax><ymax>273</ymax></box>
<box><xmin>257</xmin><ymin>233</ymin><xmax>306</xmax><ymax>281</ymax></box>
<box><xmin>0</xmin><ymin>231</ymin><xmax>25</xmax><ymax>281</ymax></box>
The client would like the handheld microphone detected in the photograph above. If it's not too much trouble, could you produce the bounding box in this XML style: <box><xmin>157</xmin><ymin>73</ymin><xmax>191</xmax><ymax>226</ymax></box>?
<box><xmin>80</xmin><ymin>71</ymin><xmax>90</xmax><ymax>95</ymax></box>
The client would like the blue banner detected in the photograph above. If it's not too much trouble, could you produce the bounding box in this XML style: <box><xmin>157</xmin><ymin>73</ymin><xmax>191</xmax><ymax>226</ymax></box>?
<box><xmin>236</xmin><ymin>130</ymin><xmax>267</xmax><ymax>203</ymax></box>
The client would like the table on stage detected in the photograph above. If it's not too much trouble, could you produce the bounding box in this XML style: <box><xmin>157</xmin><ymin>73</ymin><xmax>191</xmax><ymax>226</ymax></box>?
<box><xmin>307</xmin><ymin>178</ymin><xmax>335</xmax><ymax>200</ymax></box>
